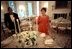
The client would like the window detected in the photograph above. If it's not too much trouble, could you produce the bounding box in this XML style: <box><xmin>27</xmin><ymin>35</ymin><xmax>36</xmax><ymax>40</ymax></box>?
<box><xmin>28</xmin><ymin>2</ymin><xmax>33</xmax><ymax>17</ymax></box>
<box><xmin>18</xmin><ymin>5</ymin><xmax>25</xmax><ymax>19</ymax></box>
<box><xmin>8</xmin><ymin>1</ymin><xmax>16</xmax><ymax>12</ymax></box>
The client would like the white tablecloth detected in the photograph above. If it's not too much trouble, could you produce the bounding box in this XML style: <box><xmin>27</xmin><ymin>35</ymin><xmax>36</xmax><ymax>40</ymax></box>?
<box><xmin>1</xmin><ymin>31</ymin><xmax>61</xmax><ymax>48</ymax></box>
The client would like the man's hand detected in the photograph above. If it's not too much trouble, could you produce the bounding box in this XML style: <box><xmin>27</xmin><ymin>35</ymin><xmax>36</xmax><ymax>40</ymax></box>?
<box><xmin>6</xmin><ymin>28</ymin><xmax>11</xmax><ymax>32</ymax></box>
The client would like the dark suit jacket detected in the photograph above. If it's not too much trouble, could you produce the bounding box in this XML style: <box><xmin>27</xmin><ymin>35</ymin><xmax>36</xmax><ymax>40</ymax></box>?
<box><xmin>4</xmin><ymin>13</ymin><xmax>20</xmax><ymax>33</ymax></box>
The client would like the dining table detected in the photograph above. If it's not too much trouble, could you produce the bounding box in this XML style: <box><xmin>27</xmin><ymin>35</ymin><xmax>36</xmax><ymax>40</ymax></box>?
<box><xmin>1</xmin><ymin>31</ymin><xmax>61</xmax><ymax>48</ymax></box>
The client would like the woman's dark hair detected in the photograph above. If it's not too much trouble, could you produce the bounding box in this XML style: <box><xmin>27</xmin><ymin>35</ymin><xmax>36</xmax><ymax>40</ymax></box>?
<box><xmin>41</xmin><ymin>7</ymin><xmax>47</xmax><ymax>12</ymax></box>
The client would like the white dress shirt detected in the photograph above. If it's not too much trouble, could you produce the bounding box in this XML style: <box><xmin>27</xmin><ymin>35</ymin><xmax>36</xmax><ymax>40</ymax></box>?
<box><xmin>10</xmin><ymin>15</ymin><xmax>15</xmax><ymax>22</ymax></box>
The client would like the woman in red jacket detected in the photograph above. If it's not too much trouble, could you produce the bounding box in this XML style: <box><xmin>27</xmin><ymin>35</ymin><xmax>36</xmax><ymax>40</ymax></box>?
<box><xmin>36</xmin><ymin>8</ymin><xmax>51</xmax><ymax>35</ymax></box>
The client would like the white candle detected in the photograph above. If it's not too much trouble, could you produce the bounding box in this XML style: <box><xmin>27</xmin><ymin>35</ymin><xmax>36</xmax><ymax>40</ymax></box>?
<box><xmin>16</xmin><ymin>19</ymin><xmax>21</xmax><ymax>33</ymax></box>
<box><xmin>29</xmin><ymin>21</ymin><xmax>32</xmax><ymax>31</ymax></box>
<box><xmin>36</xmin><ymin>16</ymin><xmax>38</xmax><ymax>31</ymax></box>
<box><xmin>29</xmin><ymin>17</ymin><xmax>31</xmax><ymax>31</ymax></box>
<box><xmin>14</xmin><ymin>18</ymin><xmax>17</xmax><ymax>34</ymax></box>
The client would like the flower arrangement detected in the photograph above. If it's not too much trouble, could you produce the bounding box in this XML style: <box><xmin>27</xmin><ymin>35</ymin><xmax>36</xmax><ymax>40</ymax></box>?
<box><xmin>17</xmin><ymin>31</ymin><xmax>37</xmax><ymax>48</ymax></box>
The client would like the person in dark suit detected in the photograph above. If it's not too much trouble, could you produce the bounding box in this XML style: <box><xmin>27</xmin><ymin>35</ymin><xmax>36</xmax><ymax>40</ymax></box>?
<box><xmin>4</xmin><ymin>7</ymin><xmax>20</xmax><ymax>34</ymax></box>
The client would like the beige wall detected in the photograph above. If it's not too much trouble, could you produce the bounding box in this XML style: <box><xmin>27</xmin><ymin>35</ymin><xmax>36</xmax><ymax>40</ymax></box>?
<box><xmin>48</xmin><ymin>1</ymin><xmax>55</xmax><ymax>20</ymax></box>
<box><xmin>1</xmin><ymin>1</ymin><xmax>8</xmax><ymax>13</ymax></box>
<box><xmin>1</xmin><ymin>1</ymin><xmax>8</xmax><ymax>22</ymax></box>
